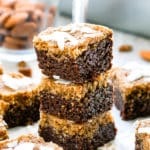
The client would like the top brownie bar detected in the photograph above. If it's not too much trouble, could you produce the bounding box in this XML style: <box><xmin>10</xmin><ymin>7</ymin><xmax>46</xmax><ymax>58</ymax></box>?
<box><xmin>33</xmin><ymin>23</ymin><xmax>113</xmax><ymax>83</ymax></box>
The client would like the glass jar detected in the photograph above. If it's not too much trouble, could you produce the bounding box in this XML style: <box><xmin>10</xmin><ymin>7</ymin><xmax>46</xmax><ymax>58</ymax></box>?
<box><xmin>0</xmin><ymin>0</ymin><xmax>57</xmax><ymax>62</ymax></box>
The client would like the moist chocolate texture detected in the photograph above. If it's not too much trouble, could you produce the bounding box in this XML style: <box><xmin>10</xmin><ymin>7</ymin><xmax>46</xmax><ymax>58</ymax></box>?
<box><xmin>39</xmin><ymin>112</ymin><xmax>116</xmax><ymax>150</ymax></box>
<box><xmin>111</xmin><ymin>67</ymin><xmax>150</xmax><ymax>120</ymax></box>
<box><xmin>3</xmin><ymin>97</ymin><xmax>39</xmax><ymax>128</ymax></box>
<box><xmin>35</xmin><ymin>38</ymin><xmax>112</xmax><ymax>83</ymax></box>
<box><xmin>33</xmin><ymin>23</ymin><xmax>113</xmax><ymax>83</ymax></box>
<box><xmin>38</xmin><ymin>74</ymin><xmax>113</xmax><ymax>123</ymax></box>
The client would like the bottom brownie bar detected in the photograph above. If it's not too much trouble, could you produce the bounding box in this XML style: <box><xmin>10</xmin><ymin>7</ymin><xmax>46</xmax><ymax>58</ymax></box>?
<box><xmin>135</xmin><ymin>119</ymin><xmax>150</xmax><ymax>150</ymax></box>
<box><xmin>39</xmin><ymin>111</ymin><xmax>116</xmax><ymax>150</ymax></box>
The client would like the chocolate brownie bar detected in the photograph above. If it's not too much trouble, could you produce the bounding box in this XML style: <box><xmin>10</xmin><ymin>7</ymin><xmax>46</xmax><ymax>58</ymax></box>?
<box><xmin>0</xmin><ymin>134</ymin><xmax>62</xmax><ymax>150</ymax></box>
<box><xmin>135</xmin><ymin>119</ymin><xmax>150</xmax><ymax>150</ymax></box>
<box><xmin>39</xmin><ymin>111</ymin><xmax>116</xmax><ymax>150</ymax></box>
<box><xmin>111</xmin><ymin>67</ymin><xmax>150</xmax><ymax>120</ymax></box>
<box><xmin>0</xmin><ymin>72</ymin><xmax>40</xmax><ymax>128</ymax></box>
<box><xmin>0</xmin><ymin>116</ymin><xmax>8</xmax><ymax>141</ymax></box>
<box><xmin>38</xmin><ymin>73</ymin><xmax>113</xmax><ymax>123</ymax></box>
<box><xmin>33</xmin><ymin>23</ymin><xmax>113</xmax><ymax>83</ymax></box>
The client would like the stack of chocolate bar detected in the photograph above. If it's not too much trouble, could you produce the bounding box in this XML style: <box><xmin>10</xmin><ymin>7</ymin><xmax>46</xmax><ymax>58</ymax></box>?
<box><xmin>33</xmin><ymin>23</ymin><xmax>116</xmax><ymax>149</ymax></box>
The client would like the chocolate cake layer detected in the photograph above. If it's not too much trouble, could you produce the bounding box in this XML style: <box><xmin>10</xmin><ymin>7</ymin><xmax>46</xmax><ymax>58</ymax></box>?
<box><xmin>33</xmin><ymin>23</ymin><xmax>113</xmax><ymax>83</ymax></box>
<box><xmin>39</xmin><ymin>112</ymin><xmax>116</xmax><ymax>150</ymax></box>
<box><xmin>111</xmin><ymin>66</ymin><xmax>150</xmax><ymax>120</ymax></box>
<box><xmin>39</xmin><ymin>75</ymin><xmax>113</xmax><ymax>123</ymax></box>
<box><xmin>36</xmin><ymin>38</ymin><xmax>112</xmax><ymax>83</ymax></box>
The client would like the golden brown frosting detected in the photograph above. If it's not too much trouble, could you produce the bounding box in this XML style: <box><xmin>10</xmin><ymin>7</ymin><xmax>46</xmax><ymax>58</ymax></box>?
<box><xmin>40</xmin><ymin>111</ymin><xmax>113</xmax><ymax>138</ymax></box>
<box><xmin>38</xmin><ymin>73</ymin><xmax>109</xmax><ymax>100</ymax></box>
<box><xmin>33</xmin><ymin>23</ymin><xmax>112</xmax><ymax>59</ymax></box>
<box><xmin>0</xmin><ymin>72</ymin><xmax>39</xmax><ymax>105</ymax></box>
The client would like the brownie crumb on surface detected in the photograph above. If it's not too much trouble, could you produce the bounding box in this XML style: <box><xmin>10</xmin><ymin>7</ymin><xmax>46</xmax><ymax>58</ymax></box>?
<box><xmin>18</xmin><ymin>67</ymin><xmax>32</xmax><ymax>77</ymax></box>
<box><xmin>17</xmin><ymin>61</ymin><xmax>32</xmax><ymax>77</ymax></box>
<box><xmin>17</xmin><ymin>61</ymin><xmax>27</xmax><ymax>68</ymax></box>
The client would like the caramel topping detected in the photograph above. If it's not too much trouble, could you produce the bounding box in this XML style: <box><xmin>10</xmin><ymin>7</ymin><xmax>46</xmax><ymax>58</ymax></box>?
<box><xmin>33</xmin><ymin>23</ymin><xmax>112</xmax><ymax>59</ymax></box>
<box><xmin>38</xmin><ymin>73</ymin><xmax>108</xmax><ymax>100</ymax></box>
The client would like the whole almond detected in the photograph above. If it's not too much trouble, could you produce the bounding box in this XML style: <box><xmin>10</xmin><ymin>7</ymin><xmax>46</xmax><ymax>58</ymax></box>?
<box><xmin>119</xmin><ymin>44</ymin><xmax>133</xmax><ymax>52</ymax></box>
<box><xmin>139</xmin><ymin>50</ymin><xmax>150</xmax><ymax>61</ymax></box>
<box><xmin>0</xmin><ymin>12</ymin><xmax>11</xmax><ymax>27</ymax></box>
<box><xmin>4</xmin><ymin>12</ymin><xmax>28</xmax><ymax>29</ymax></box>
<box><xmin>5</xmin><ymin>36</ymin><xmax>26</xmax><ymax>45</ymax></box>
<box><xmin>11</xmin><ymin>22</ymin><xmax>37</xmax><ymax>38</ymax></box>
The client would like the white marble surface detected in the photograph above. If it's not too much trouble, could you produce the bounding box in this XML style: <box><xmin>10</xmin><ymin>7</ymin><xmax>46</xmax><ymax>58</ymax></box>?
<box><xmin>0</xmin><ymin>19</ymin><xmax>150</xmax><ymax>150</ymax></box>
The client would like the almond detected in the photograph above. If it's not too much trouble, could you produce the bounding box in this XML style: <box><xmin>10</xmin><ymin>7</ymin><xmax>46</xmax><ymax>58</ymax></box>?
<box><xmin>4</xmin><ymin>12</ymin><xmax>28</xmax><ymax>29</ymax></box>
<box><xmin>119</xmin><ymin>44</ymin><xmax>133</xmax><ymax>52</ymax></box>
<box><xmin>139</xmin><ymin>50</ymin><xmax>150</xmax><ymax>61</ymax></box>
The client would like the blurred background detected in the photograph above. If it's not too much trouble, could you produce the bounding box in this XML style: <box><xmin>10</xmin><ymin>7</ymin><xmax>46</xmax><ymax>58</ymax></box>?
<box><xmin>59</xmin><ymin>0</ymin><xmax>150</xmax><ymax>37</ymax></box>
<box><xmin>0</xmin><ymin>0</ymin><xmax>149</xmax><ymax>71</ymax></box>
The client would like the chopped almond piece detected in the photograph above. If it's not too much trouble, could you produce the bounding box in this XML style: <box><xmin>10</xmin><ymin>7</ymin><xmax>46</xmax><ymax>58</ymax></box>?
<box><xmin>18</xmin><ymin>67</ymin><xmax>32</xmax><ymax>77</ymax></box>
